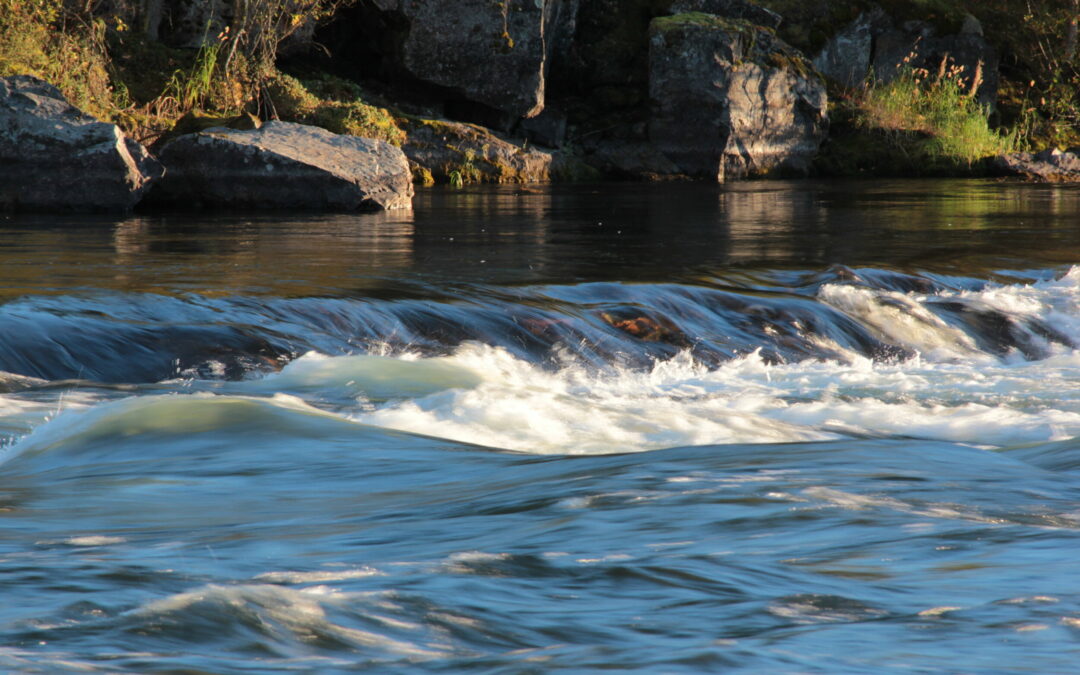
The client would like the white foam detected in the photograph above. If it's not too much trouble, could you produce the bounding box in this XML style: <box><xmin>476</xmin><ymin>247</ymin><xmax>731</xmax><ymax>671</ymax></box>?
<box><xmin>255</xmin><ymin>567</ymin><xmax>383</xmax><ymax>584</ymax></box>
<box><xmin>10</xmin><ymin>269</ymin><xmax>1080</xmax><ymax>458</ymax></box>
<box><xmin>347</xmin><ymin>338</ymin><xmax>1080</xmax><ymax>455</ymax></box>
<box><xmin>61</xmin><ymin>536</ymin><xmax>126</xmax><ymax>547</ymax></box>
<box><xmin>132</xmin><ymin>583</ymin><xmax>445</xmax><ymax>657</ymax></box>
<box><xmin>818</xmin><ymin>284</ymin><xmax>983</xmax><ymax>360</ymax></box>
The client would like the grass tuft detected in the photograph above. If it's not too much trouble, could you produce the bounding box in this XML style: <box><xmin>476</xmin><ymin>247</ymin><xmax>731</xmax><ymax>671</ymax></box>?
<box><xmin>854</xmin><ymin>57</ymin><xmax>1014</xmax><ymax>168</ymax></box>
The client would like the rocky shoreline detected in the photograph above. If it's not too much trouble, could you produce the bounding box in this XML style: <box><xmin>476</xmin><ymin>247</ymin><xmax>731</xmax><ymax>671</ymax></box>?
<box><xmin>1</xmin><ymin>0</ymin><xmax>1077</xmax><ymax>213</ymax></box>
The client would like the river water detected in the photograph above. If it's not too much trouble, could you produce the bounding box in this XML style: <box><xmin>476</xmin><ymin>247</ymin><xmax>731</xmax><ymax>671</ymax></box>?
<box><xmin>1</xmin><ymin>180</ymin><xmax>1080</xmax><ymax>672</ymax></box>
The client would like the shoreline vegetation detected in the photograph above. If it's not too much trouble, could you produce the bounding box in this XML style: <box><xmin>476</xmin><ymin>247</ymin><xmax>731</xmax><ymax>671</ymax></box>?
<box><xmin>1</xmin><ymin>0</ymin><xmax>1079</xmax><ymax>200</ymax></box>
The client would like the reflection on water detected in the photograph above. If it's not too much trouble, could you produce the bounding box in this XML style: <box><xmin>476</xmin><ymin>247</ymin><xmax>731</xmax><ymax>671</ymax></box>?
<box><xmin>2</xmin><ymin>180</ymin><xmax>1078</xmax><ymax>297</ymax></box>
<box><xmin>3</xmin><ymin>180</ymin><xmax>1080</xmax><ymax>673</ymax></box>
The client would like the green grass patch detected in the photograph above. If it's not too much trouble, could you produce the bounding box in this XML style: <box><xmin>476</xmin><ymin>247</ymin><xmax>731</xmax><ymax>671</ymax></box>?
<box><xmin>818</xmin><ymin>59</ymin><xmax>1016</xmax><ymax>176</ymax></box>
<box><xmin>859</xmin><ymin>64</ymin><xmax>1014</xmax><ymax>166</ymax></box>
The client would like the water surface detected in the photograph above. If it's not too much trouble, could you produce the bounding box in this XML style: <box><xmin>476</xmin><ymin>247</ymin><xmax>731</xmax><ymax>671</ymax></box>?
<box><xmin>2</xmin><ymin>180</ymin><xmax>1080</xmax><ymax>672</ymax></box>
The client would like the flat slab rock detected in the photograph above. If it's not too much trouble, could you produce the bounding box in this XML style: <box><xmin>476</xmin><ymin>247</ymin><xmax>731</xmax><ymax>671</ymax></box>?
<box><xmin>0</xmin><ymin>75</ymin><xmax>163</xmax><ymax>212</ymax></box>
<box><xmin>994</xmin><ymin>149</ymin><xmax>1080</xmax><ymax>182</ymax></box>
<box><xmin>150</xmin><ymin>121</ymin><xmax>413</xmax><ymax>211</ymax></box>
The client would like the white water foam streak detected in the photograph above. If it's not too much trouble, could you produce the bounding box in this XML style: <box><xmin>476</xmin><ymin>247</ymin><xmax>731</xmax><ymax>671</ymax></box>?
<box><xmin>345</xmin><ymin>342</ymin><xmax>1080</xmax><ymax>455</ymax></box>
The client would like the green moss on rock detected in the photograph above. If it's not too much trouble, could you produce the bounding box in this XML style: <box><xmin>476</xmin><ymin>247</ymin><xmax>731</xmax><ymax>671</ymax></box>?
<box><xmin>265</xmin><ymin>73</ymin><xmax>320</xmax><ymax>120</ymax></box>
<box><xmin>651</xmin><ymin>12</ymin><xmax>757</xmax><ymax>35</ymax></box>
<box><xmin>265</xmin><ymin>72</ymin><xmax>406</xmax><ymax>146</ymax></box>
<box><xmin>398</xmin><ymin>115</ymin><xmax>557</xmax><ymax>184</ymax></box>
<box><xmin>651</xmin><ymin>12</ymin><xmax>814</xmax><ymax>78</ymax></box>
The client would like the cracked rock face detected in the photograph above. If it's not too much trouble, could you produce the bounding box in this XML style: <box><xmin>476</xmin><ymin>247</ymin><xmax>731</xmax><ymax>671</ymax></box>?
<box><xmin>149</xmin><ymin>121</ymin><xmax>414</xmax><ymax>211</ymax></box>
<box><xmin>0</xmin><ymin>75</ymin><xmax>164</xmax><ymax>212</ymax></box>
<box><xmin>356</xmin><ymin>0</ymin><xmax>579</xmax><ymax>120</ymax></box>
<box><xmin>648</xmin><ymin>15</ymin><xmax>828</xmax><ymax>182</ymax></box>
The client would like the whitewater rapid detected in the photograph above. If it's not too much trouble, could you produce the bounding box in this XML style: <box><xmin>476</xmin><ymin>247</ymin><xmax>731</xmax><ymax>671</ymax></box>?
<box><xmin>4</xmin><ymin>267</ymin><xmax>1080</xmax><ymax>459</ymax></box>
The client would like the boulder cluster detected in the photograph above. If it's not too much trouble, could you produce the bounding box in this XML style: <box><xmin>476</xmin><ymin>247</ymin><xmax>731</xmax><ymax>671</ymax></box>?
<box><xmin>337</xmin><ymin>0</ymin><xmax>828</xmax><ymax>181</ymax></box>
<box><xmin>0</xmin><ymin>76</ymin><xmax>412</xmax><ymax>213</ymax></box>
<box><xmin>0</xmin><ymin>0</ymin><xmax>1068</xmax><ymax>212</ymax></box>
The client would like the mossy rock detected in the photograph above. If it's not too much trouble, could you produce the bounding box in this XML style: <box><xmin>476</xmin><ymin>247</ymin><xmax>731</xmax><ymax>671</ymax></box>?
<box><xmin>152</xmin><ymin>110</ymin><xmax>262</xmax><ymax>149</ymax></box>
<box><xmin>651</xmin><ymin>13</ymin><xmax>814</xmax><ymax>78</ymax></box>
<box><xmin>172</xmin><ymin>110</ymin><xmax>262</xmax><ymax>134</ymax></box>
<box><xmin>398</xmin><ymin>115</ymin><xmax>558</xmax><ymax>185</ymax></box>
<box><xmin>410</xmin><ymin>163</ymin><xmax>436</xmax><ymax>186</ymax></box>
<box><xmin>265</xmin><ymin>73</ymin><xmax>321</xmax><ymax>120</ymax></box>
<box><xmin>265</xmin><ymin>72</ymin><xmax>406</xmax><ymax>146</ymax></box>
<box><xmin>307</xmin><ymin>101</ymin><xmax>406</xmax><ymax>146</ymax></box>
<box><xmin>651</xmin><ymin>12</ymin><xmax>760</xmax><ymax>36</ymax></box>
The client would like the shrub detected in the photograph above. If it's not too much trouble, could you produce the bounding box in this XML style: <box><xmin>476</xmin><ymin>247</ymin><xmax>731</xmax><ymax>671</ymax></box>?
<box><xmin>0</xmin><ymin>0</ymin><xmax>114</xmax><ymax>120</ymax></box>
<box><xmin>858</xmin><ymin>56</ymin><xmax>1014</xmax><ymax>166</ymax></box>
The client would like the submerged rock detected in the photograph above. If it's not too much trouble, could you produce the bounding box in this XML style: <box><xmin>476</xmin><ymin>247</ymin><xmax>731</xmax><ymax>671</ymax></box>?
<box><xmin>648</xmin><ymin>14</ymin><xmax>828</xmax><ymax>181</ymax></box>
<box><xmin>993</xmin><ymin>149</ymin><xmax>1080</xmax><ymax>183</ymax></box>
<box><xmin>0</xmin><ymin>75</ymin><xmax>163</xmax><ymax>212</ymax></box>
<box><xmin>149</xmin><ymin>121</ymin><xmax>413</xmax><ymax>211</ymax></box>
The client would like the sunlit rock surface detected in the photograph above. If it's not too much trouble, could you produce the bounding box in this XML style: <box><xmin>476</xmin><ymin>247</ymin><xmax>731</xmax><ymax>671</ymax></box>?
<box><xmin>149</xmin><ymin>121</ymin><xmax>413</xmax><ymax>211</ymax></box>
<box><xmin>648</xmin><ymin>14</ymin><xmax>828</xmax><ymax>181</ymax></box>
<box><xmin>0</xmin><ymin>75</ymin><xmax>163</xmax><ymax>212</ymax></box>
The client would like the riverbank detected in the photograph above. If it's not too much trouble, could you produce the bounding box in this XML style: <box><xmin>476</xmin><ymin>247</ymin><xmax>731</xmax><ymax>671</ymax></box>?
<box><xmin>2</xmin><ymin>0</ymin><xmax>1079</xmax><ymax>208</ymax></box>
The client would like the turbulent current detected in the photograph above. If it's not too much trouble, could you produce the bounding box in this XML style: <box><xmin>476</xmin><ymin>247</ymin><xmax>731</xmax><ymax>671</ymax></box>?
<box><xmin>1</xmin><ymin>180</ymin><xmax>1080</xmax><ymax>673</ymax></box>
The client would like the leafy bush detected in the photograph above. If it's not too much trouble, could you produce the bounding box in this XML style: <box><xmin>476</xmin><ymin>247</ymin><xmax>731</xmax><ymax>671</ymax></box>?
<box><xmin>0</xmin><ymin>0</ymin><xmax>114</xmax><ymax>120</ymax></box>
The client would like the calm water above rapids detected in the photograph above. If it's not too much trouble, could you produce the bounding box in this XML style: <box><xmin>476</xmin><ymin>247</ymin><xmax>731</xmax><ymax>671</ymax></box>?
<box><xmin>2</xmin><ymin>180</ymin><xmax>1080</xmax><ymax>673</ymax></box>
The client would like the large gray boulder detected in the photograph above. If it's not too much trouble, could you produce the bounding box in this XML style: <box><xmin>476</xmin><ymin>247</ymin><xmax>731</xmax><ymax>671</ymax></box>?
<box><xmin>360</xmin><ymin>0</ymin><xmax>579</xmax><ymax>120</ymax></box>
<box><xmin>648</xmin><ymin>14</ymin><xmax>828</xmax><ymax>181</ymax></box>
<box><xmin>0</xmin><ymin>75</ymin><xmax>163</xmax><ymax>212</ymax></box>
<box><xmin>149</xmin><ymin>121</ymin><xmax>413</xmax><ymax>210</ymax></box>
<box><xmin>993</xmin><ymin>149</ymin><xmax>1080</xmax><ymax>182</ymax></box>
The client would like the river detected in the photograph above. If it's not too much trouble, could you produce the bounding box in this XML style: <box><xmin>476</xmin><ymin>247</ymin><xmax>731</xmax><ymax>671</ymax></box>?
<box><xmin>1</xmin><ymin>179</ymin><xmax>1079</xmax><ymax>672</ymax></box>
